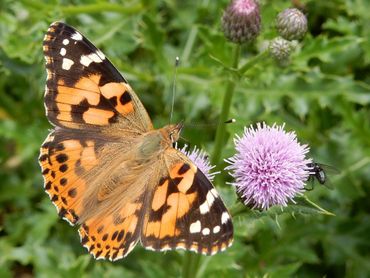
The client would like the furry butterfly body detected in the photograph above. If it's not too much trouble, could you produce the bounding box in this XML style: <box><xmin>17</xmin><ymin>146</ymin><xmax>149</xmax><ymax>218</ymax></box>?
<box><xmin>39</xmin><ymin>22</ymin><xmax>233</xmax><ymax>261</ymax></box>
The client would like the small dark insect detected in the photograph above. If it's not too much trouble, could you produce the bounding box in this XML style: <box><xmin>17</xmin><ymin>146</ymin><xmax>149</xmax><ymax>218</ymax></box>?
<box><xmin>305</xmin><ymin>162</ymin><xmax>339</xmax><ymax>190</ymax></box>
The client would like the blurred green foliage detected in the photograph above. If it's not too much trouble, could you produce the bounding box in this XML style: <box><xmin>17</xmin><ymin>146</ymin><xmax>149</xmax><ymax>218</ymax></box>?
<box><xmin>1</xmin><ymin>0</ymin><xmax>370</xmax><ymax>277</ymax></box>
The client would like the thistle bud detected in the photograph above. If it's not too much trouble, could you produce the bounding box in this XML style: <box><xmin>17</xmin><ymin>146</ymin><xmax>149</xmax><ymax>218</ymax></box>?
<box><xmin>269</xmin><ymin>37</ymin><xmax>294</xmax><ymax>65</ymax></box>
<box><xmin>276</xmin><ymin>8</ymin><xmax>307</xmax><ymax>41</ymax></box>
<box><xmin>222</xmin><ymin>0</ymin><xmax>261</xmax><ymax>44</ymax></box>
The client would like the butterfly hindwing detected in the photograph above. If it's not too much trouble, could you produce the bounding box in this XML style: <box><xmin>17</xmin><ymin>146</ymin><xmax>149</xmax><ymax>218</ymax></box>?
<box><xmin>43</xmin><ymin>22</ymin><xmax>152</xmax><ymax>131</ymax></box>
<box><xmin>141</xmin><ymin>149</ymin><xmax>233</xmax><ymax>255</ymax></box>
<box><xmin>39</xmin><ymin>127</ymin><xmax>146</xmax><ymax>260</ymax></box>
<box><xmin>78</xmin><ymin>193</ymin><xmax>145</xmax><ymax>261</ymax></box>
<box><xmin>39</xmin><ymin>128</ymin><xmax>107</xmax><ymax>225</ymax></box>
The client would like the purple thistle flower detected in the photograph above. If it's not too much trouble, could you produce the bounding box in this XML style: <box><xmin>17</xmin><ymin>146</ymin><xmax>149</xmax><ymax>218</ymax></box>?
<box><xmin>177</xmin><ymin>144</ymin><xmax>218</xmax><ymax>181</ymax></box>
<box><xmin>225</xmin><ymin>123</ymin><xmax>312</xmax><ymax>210</ymax></box>
<box><xmin>222</xmin><ymin>0</ymin><xmax>261</xmax><ymax>44</ymax></box>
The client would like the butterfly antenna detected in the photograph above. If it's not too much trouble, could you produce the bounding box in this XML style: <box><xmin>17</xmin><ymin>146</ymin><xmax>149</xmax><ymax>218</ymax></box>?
<box><xmin>169</xmin><ymin>56</ymin><xmax>180</xmax><ymax>124</ymax></box>
<box><xmin>186</xmin><ymin>118</ymin><xmax>236</xmax><ymax>128</ymax></box>
<box><xmin>179</xmin><ymin>135</ymin><xmax>189</xmax><ymax>144</ymax></box>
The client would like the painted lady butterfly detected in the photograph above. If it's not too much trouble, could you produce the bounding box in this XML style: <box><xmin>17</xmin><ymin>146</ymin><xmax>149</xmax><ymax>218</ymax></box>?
<box><xmin>39</xmin><ymin>22</ymin><xmax>233</xmax><ymax>261</ymax></box>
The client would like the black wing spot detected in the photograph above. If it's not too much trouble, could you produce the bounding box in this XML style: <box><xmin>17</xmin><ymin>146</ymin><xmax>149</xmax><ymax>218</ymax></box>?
<box><xmin>39</xmin><ymin>154</ymin><xmax>48</xmax><ymax>162</ymax></box>
<box><xmin>45</xmin><ymin>181</ymin><xmax>52</xmax><ymax>190</ymax></box>
<box><xmin>56</xmin><ymin>153</ymin><xmax>68</xmax><ymax>163</ymax></box>
<box><xmin>68</xmin><ymin>188</ymin><xmax>77</xmax><ymax>198</ymax></box>
<box><xmin>120</xmin><ymin>91</ymin><xmax>132</xmax><ymax>105</ymax></box>
<box><xmin>59</xmin><ymin>164</ymin><xmax>68</xmax><ymax>172</ymax></box>
<box><xmin>42</xmin><ymin>168</ymin><xmax>50</xmax><ymax>175</ymax></box>
<box><xmin>60</xmin><ymin>178</ymin><xmax>67</xmax><ymax>186</ymax></box>
<box><xmin>178</xmin><ymin>163</ymin><xmax>190</xmax><ymax>175</ymax></box>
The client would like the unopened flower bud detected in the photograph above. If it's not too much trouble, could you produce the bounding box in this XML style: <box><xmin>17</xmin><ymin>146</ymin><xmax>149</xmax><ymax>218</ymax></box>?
<box><xmin>276</xmin><ymin>8</ymin><xmax>307</xmax><ymax>40</ymax></box>
<box><xmin>222</xmin><ymin>0</ymin><xmax>261</xmax><ymax>44</ymax></box>
<box><xmin>269</xmin><ymin>37</ymin><xmax>294</xmax><ymax>65</ymax></box>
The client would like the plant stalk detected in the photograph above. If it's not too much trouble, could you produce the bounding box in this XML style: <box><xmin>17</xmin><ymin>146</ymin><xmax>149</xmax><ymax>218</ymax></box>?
<box><xmin>211</xmin><ymin>44</ymin><xmax>241</xmax><ymax>165</ymax></box>
<box><xmin>182</xmin><ymin>44</ymin><xmax>241</xmax><ymax>278</ymax></box>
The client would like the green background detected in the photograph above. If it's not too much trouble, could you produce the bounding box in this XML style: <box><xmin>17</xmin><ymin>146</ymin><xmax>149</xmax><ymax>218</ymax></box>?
<box><xmin>1</xmin><ymin>0</ymin><xmax>369</xmax><ymax>277</ymax></box>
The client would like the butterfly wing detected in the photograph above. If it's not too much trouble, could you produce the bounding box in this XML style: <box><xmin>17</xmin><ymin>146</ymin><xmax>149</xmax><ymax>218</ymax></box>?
<box><xmin>40</xmin><ymin>127</ymin><xmax>149</xmax><ymax>260</ymax></box>
<box><xmin>39</xmin><ymin>129</ymin><xmax>105</xmax><ymax>225</ymax></box>
<box><xmin>78</xmin><ymin>192</ymin><xmax>145</xmax><ymax>261</ymax></box>
<box><xmin>43</xmin><ymin>21</ymin><xmax>152</xmax><ymax>132</ymax></box>
<box><xmin>141</xmin><ymin>149</ymin><xmax>233</xmax><ymax>255</ymax></box>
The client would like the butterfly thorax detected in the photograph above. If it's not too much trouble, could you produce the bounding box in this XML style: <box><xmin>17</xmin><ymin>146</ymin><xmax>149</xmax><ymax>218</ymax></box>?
<box><xmin>138</xmin><ymin>123</ymin><xmax>182</xmax><ymax>158</ymax></box>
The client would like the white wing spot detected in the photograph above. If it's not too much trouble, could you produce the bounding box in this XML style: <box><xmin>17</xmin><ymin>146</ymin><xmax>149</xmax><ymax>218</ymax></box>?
<box><xmin>71</xmin><ymin>32</ymin><xmax>83</xmax><ymax>41</ymax></box>
<box><xmin>199</xmin><ymin>201</ymin><xmax>209</xmax><ymax>214</ymax></box>
<box><xmin>62</xmin><ymin>39</ymin><xmax>69</xmax><ymax>45</ymax></box>
<box><xmin>62</xmin><ymin>58</ymin><xmax>74</xmax><ymax>70</ymax></box>
<box><xmin>202</xmin><ymin>228</ymin><xmax>210</xmax><ymax>235</ymax></box>
<box><xmin>96</xmin><ymin>49</ymin><xmax>105</xmax><ymax>60</ymax></box>
<box><xmin>189</xmin><ymin>220</ymin><xmax>201</xmax><ymax>233</ymax></box>
<box><xmin>160</xmin><ymin>246</ymin><xmax>171</xmax><ymax>251</ymax></box>
<box><xmin>176</xmin><ymin>245</ymin><xmax>187</xmax><ymax>251</ymax></box>
<box><xmin>221</xmin><ymin>212</ymin><xmax>230</xmax><ymax>224</ymax></box>
<box><xmin>145</xmin><ymin>246</ymin><xmax>155</xmax><ymax>251</ymax></box>
<box><xmin>206</xmin><ymin>190</ymin><xmax>216</xmax><ymax>206</ymax></box>
<box><xmin>199</xmin><ymin>189</ymin><xmax>217</xmax><ymax>215</ymax></box>
<box><xmin>213</xmin><ymin>225</ymin><xmax>220</xmax><ymax>234</ymax></box>
<box><xmin>60</xmin><ymin>48</ymin><xmax>66</xmax><ymax>56</ymax></box>
<box><xmin>210</xmin><ymin>188</ymin><xmax>219</xmax><ymax>198</ymax></box>
<box><xmin>80</xmin><ymin>52</ymin><xmax>103</xmax><ymax>67</ymax></box>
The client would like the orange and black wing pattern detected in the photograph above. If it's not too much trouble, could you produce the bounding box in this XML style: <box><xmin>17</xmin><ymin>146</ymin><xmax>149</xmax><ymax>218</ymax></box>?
<box><xmin>141</xmin><ymin>149</ymin><xmax>233</xmax><ymax>255</ymax></box>
<box><xmin>39</xmin><ymin>129</ymin><xmax>105</xmax><ymax>225</ymax></box>
<box><xmin>43</xmin><ymin>21</ymin><xmax>152</xmax><ymax>131</ymax></box>
<box><xmin>78</xmin><ymin>193</ymin><xmax>145</xmax><ymax>261</ymax></box>
<box><xmin>40</xmin><ymin>22</ymin><xmax>233</xmax><ymax>261</ymax></box>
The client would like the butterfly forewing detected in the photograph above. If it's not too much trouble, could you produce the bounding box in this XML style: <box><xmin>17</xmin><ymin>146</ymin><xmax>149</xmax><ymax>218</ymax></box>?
<box><xmin>43</xmin><ymin>22</ymin><xmax>152</xmax><ymax>132</ymax></box>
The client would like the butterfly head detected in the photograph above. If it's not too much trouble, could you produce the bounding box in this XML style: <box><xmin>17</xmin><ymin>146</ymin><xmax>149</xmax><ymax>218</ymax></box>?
<box><xmin>162</xmin><ymin>122</ymin><xmax>184</xmax><ymax>144</ymax></box>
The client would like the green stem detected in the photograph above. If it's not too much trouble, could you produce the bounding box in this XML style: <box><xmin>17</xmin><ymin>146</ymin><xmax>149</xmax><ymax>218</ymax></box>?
<box><xmin>238</xmin><ymin>50</ymin><xmax>269</xmax><ymax>75</ymax></box>
<box><xmin>181</xmin><ymin>46</ymin><xmax>267</xmax><ymax>278</ymax></box>
<box><xmin>181</xmin><ymin>44</ymin><xmax>241</xmax><ymax>278</ymax></box>
<box><xmin>182</xmin><ymin>253</ymin><xmax>191</xmax><ymax>278</ymax></box>
<box><xmin>182</xmin><ymin>252</ymin><xmax>201</xmax><ymax>278</ymax></box>
<box><xmin>211</xmin><ymin>44</ymin><xmax>241</xmax><ymax>165</ymax></box>
<box><xmin>332</xmin><ymin>156</ymin><xmax>370</xmax><ymax>182</ymax></box>
<box><xmin>302</xmin><ymin>195</ymin><xmax>336</xmax><ymax>216</ymax></box>
<box><xmin>182</xmin><ymin>44</ymin><xmax>241</xmax><ymax>278</ymax></box>
<box><xmin>182</xmin><ymin>26</ymin><xmax>198</xmax><ymax>65</ymax></box>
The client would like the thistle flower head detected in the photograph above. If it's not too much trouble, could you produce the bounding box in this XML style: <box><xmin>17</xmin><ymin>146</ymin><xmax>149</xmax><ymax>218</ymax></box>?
<box><xmin>177</xmin><ymin>144</ymin><xmax>218</xmax><ymax>181</ymax></box>
<box><xmin>276</xmin><ymin>8</ymin><xmax>308</xmax><ymax>41</ymax></box>
<box><xmin>225</xmin><ymin>123</ymin><xmax>311</xmax><ymax>210</ymax></box>
<box><xmin>269</xmin><ymin>36</ymin><xmax>295</xmax><ymax>65</ymax></box>
<box><xmin>222</xmin><ymin>0</ymin><xmax>261</xmax><ymax>44</ymax></box>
